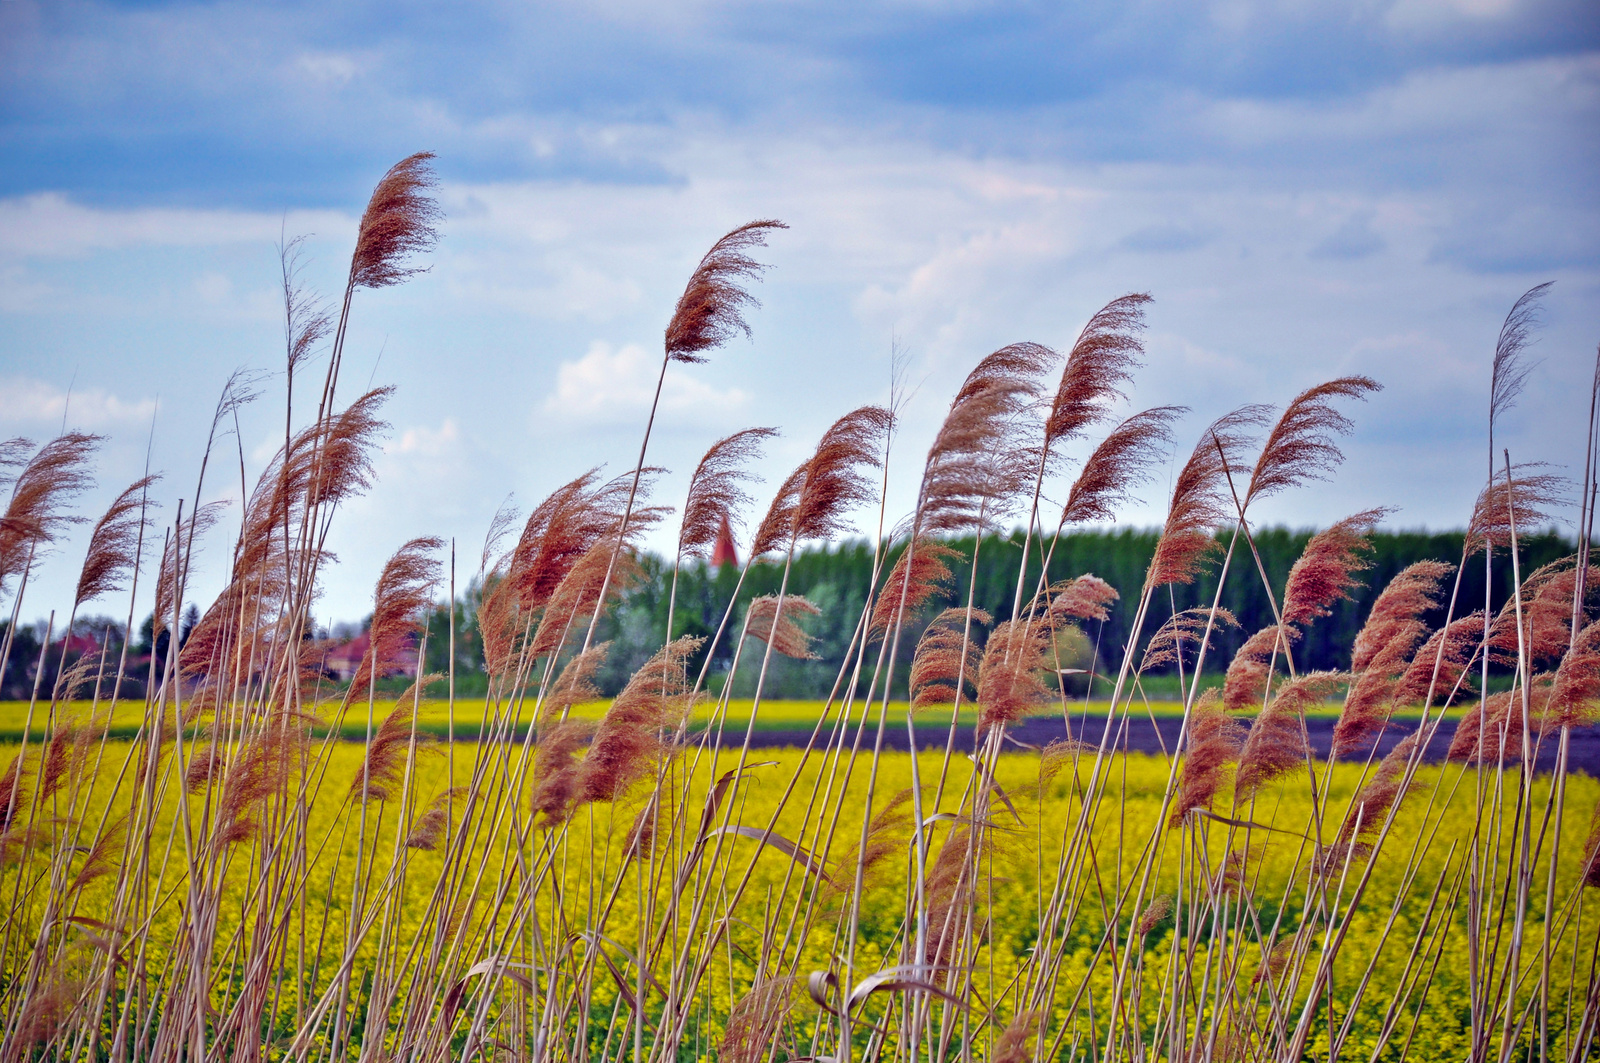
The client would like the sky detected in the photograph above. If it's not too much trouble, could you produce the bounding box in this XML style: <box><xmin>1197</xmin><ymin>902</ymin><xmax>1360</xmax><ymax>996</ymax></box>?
<box><xmin>1</xmin><ymin>0</ymin><xmax>1598</xmax><ymax>628</ymax></box>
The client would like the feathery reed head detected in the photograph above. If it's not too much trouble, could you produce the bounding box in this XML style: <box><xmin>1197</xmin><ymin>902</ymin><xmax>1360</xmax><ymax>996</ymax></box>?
<box><xmin>910</xmin><ymin>606</ymin><xmax>991</xmax><ymax>712</ymax></box>
<box><xmin>665</xmin><ymin>220</ymin><xmax>787</xmax><ymax>363</ymax></box>
<box><xmin>1044</xmin><ymin>293</ymin><xmax>1151</xmax><ymax>450</ymax></box>
<box><xmin>678</xmin><ymin>427</ymin><xmax>776</xmax><ymax>559</ymax></box>
<box><xmin>351</xmin><ymin>700</ymin><xmax>435</xmax><ymax>804</ymax></box>
<box><xmin>351</xmin><ymin>152</ymin><xmax>441</xmax><ymax>290</ymax></box>
<box><xmin>74</xmin><ymin>474</ymin><xmax>159</xmax><ymax>608</ymax></box>
<box><xmin>1489</xmin><ymin>282</ymin><xmax>1553</xmax><ymax>430</ymax></box>
<box><xmin>1142</xmin><ymin>606</ymin><xmax>1238</xmax><ymax>675</ymax></box>
<box><xmin>1147</xmin><ymin>405</ymin><xmax>1269</xmax><ymax>587</ymax></box>
<box><xmin>280</xmin><ymin>234</ymin><xmax>332</xmax><ymax>374</ymax></box>
<box><xmin>532</xmin><ymin>721</ymin><xmax>592</xmax><ymax>826</ymax></box>
<box><xmin>1583</xmin><ymin>798</ymin><xmax>1600</xmax><ymax>889</ymax></box>
<box><xmin>406</xmin><ymin>788</ymin><xmax>464</xmax><ymax>851</ymax></box>
<box><xmin>1393</xmin><ymin>611</ymin><xmax>1485</xmax><ymax>706</ymax></box>
<box><xmin>1236</xmin><ymin>671</ymin><xmax>1346</xmax><ymax>798</ymax></box>
<box><xmin>351</xmin><ymin>536</ymin><xmax>445</xmax><ymax>692</ymax></box>
<box><xmin>977</xmin><ymin>617</ymin><xmax>1053</xmax><ymax>730</ymax></box>
<box><xmin>1282</xmin><ymin>508</ymin><xmax>1384</xmax><ymax>627</ymax></box>
<box><xmin>870</xmin><ymin>538</ymin><xmax>961</xmax><ymax>637</ymax></box>
<box><xmin>918</xmin><ymin>342</ymin><xmax>1054</xmax><ymax>534</ymax></box>
<box><xmin>579</xmin><ymin>635</ymin><xmax>704</xmax><ymax>804</ymax></box>
<box><xmin>993</xmin><ymin>1011</ymin><xmax>1043</xmax><ymax>1063</ymax></box>
<box><xmin>1547</xmin><ymin>619</ymin><xmax>1600</xmax><ymax>729</ymax></box>
<box><xmin>1466</xmin><ymin>464</ymin><xmax>1566</xmax><ymax>557</ymax></box>
<box><xmin>1351</xmin><ymin>560</ymin><xmax>1452</xmax><ymax>673</ymax></box>
<box><xmin>213</xmin><ymin>728</ymin><xmax>302</xmax><ymax>848</ymax></box>
<box><xmin>0</xmin><ymin>432</ymin><xmax>100</xmax><ymax>589</ymax></box>
<box><xmin>529</xmin><ymin>536</ymin><xmax>644</xmax><ymax>659</ymax></box>
<box><xmin>1487</xmin><ymin>559</ymin><xmax>1597</xmax><ymax>667</ymax></box>
<box><xmin>1171</xmin><ymin>689</ymin><xmax>1247</xmax><ymax>827</ymax></box>
<box><xmin>1223</xmin><ymin>623</ymin><xmax>1298</xmax><ymax>711</ymax></box>
<box><xmin>1244</xmin><ymin>376</ymin><xmax>1380</xmax><ymax>508</ymax></box>
<box><xmin>1059</xmin><ymin>406</ymin><xmax>1182</xmax><ymax>527</ymax></box>
<box><xmin>1136</xmin><ymin>895</ymin><xmax>1173</xmax><ymax>936</ymax></box>
<box><xmin>546</xmin><ymin>642</ymin><xmax>610</xmax><ymax>718</ymax></box>
<box><xmin>1041</xmin><ymin>574</ymin><xmax>1119</xmax><ymax>626</ymax></box>
<box><xmin>745</xmin><ymin>595</ymin><xmax>822</xmax><ymax>659</ymax></box>
<box><xmin>751</xmin><ymin>405</ymin><xmax>892</xmax><ymax>555</ymax></box>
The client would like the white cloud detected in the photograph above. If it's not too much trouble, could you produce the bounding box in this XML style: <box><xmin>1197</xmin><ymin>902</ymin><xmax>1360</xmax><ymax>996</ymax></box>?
<box><xmin>0</xmin><ymin>377</ymin><xmax>157</xmax><ymax>429</ymax></box>
<box><xmin>543</xmin><ymin>340</ymin><xmax>748</xmax><ymax>423</ymax></box>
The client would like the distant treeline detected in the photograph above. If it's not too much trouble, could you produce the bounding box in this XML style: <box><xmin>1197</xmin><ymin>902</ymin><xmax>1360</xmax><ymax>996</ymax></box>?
<box><xmin>419</xmin><ymin>526</ymin><xmax>1578</xmax><ymax>699</ymax></box>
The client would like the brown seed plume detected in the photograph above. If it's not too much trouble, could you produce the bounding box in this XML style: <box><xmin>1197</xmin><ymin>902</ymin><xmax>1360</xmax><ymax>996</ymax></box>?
<box><xmin>910</xmin><ymin>606</ymin><xmax>992</xmax><ymax>711</ymax></box>
<box><xmin>829</xmin><ymin>787</ymin><xmax>916</xmax><ymax>897</ymax></box>
<box><xmin>1488</xmin><ymin>282</ymin><xmax>1553</xmax><ymax>432</ymax></box>
<box><xmin>531</xmin><ymin>721</ymin><xmax>591</xmax><ymax>826</ymax></box>
<box><xmin>350</xmin><ymin>152</ymin><xmax>441</xmax><ymax>291</ymax></box>
<box><xmin>720</xmin><ymin>977</ymin><xmax>797</xmax><ymax>1063</ymax></box>
<box><xmin>1351</xmin><ymin>561</ymin><xmax>1453</xmax><ymax>673</ymax></box>
<box><xmin>352</xmin><ymin>701</ymin><xmax>435</xmax><ymax>804</ymax></box>
<box><xmin>1136</xmin><ymin>895</ymin><xmax>1173</xmax><ymax>936</ymax></box>
<box><xmin>1489</xmin><ymin>559</ymin><xmax>1597</xmax><ymax>667</ymax></box>
<box><xmin>528</xmin><ymin>537</ymin><xmax>644</xmax><ymax>659</ymax></box>
<box><xmin>1547</xmin><ymin>620</ymin><xmax>1600</xmax><ymax>728</ymax></box>
<box><xmin>925</xmin><ymin>822</ymin><xmax>985</xmax><ymax>967</ymax></box>
<box><xmin>1236</xmin><ymin>671</ymin><xmax>1346</xmax><ymax>799</ymax></box>
<box><xmin>14</xmin><ymin>968</ymin><xmax>87</xmax><ymax>1047</ymax></box>
<box><xmin>67</xmin><ymin>816</ymin><xmax>126</xmax><ymax>894</ymax></box>
<box><xmin>406</xmin><ymin>788</ymin><xmax>463</xmax><ymax>851</ymax></box>
<box><xmin>977</xmin><ymin>617</ymin><xmax>1053</xmax><ymax>730</ymax></box>
<box><xmin>306</xmin><ymin>386</ymin><xmax>394</xmax><ymax>510</ymax></box>
<box><xmin>1058</xmin><ymin>406</ymin><xmax>1182</xmax><ymax>527</ymax></box>
<box><xmin>1243</xmin><ymin>377</ymin><xmax>1381</xmax><ymax>508</ymax></box>
<box><xmin>869</xmin><ymin>538</ymin><xmax>961</xmax><ymax>637</ymax></box>
<box><xmin>0</xmin><ymin>432</ymin><xmax>100</xmax><ymax>592</ymax></box>
<box><xmin>74</xmin><ymin>474</ymin><xmax>159</xmax><ymax>608</ymax></box>
<box><xmin>1282</xmin><ymin>509</ymin><xmax>1385</xmax><ymax>627</ymax></box>
<box><xmin>745</xmin><ymin>595</ymin><xmax>822</xmax><ymax>659</ymax></box>
<box><xmin>1446</xmin><ymin>689</ymin><xmax>1530</xmax><ymax>764</ymax></box>
<box><xmin>280</xmin><ymin>235</ymin><xmax>333</xmax><ymax>375</ymax></box>
<box><xmin>579</xmin><ymin>635</ymin><xmax>703</xmax><ymax>804</ymax></box>
<box><xmin>664</xmin><ymin>220</ymin><xmax>787</xmax><ymax>363</ymax></box>
<box><xmin>1147</xmin><ymin>406</ymin><xmax>1269</xmax><ymax>588</ymax></box>
<box><xmin>1340</xmin><ymin>733</ymin><xmax>1419</xmax><ymax>843</ymax></box>
<box><xmin>213</xmin><ymin>728</ymin><xmax>302</xmax><ymax>848</ymax></box>
<box><xmin>185</xmin><ymin>748</ymin><xmax>225</xmax><ymax>794</ymax></box>
<box><xmin>0</xmin><ymin>437</ymin><xmax>30</xmax><ymax>491</ymax></box>
<box><xmin>992</xmin><ymin>1011</ymin><xmax>1043</xmax><ymax>1063</ymax></box>
<box><xmin>0</xmin><ymin>756</ymin><xmax>23</xmax><ymax>832</ymax></box>
<box><xmin>1040</xmin><ymin>574</ymin><xmax>1119</xmax><ymax>626</ymax></box>
<box><xmin>509</xmin><ymin>468</ymin><xmax>666</xmax><ymax>613</ymax></box>
<box><xmin>1224</xmin><ymin>624</ymin><xmax>1299</xmax><ymax>711</ymax></box>
<box><xmin>917</xmin><ymin>342</ymin><xmax>1055</xmax><ymax>535</ymax></box>
<box><xmin>677</xmin><ymin>427</ymin><xmax>777</xmax><ymax>560</ymax></box>
<box><xmin>1465</xmin><ymin>464</ymin><xmax>1566</xmax><ymax>557</ymax></box>
<box><xmin>1142</xmin><ymin>607</ymin><xmax>1239</xmax><ymax>675</ymax></box>
<box><xmin>1042</xmin><ymin>293</ymin><xmax>1152</xmax><ymax>458</ymax></box>
<box><xmin>1170</xmin><ymin>689</ymin><xmax>1247</xmax><ymax>827</ymax></box>
<box><xmin>546</xmin><ymin>642</ymin><xmax>610</xmax><ymax>718</ymax></box>
<box><xmin>1393</xmin><ymin>612</ymin><xmax>1485</xmax><ymax>706</ymax></box>
<box><xmin>751</xmin><ymin>406</ymin><xmax>893</xmax><ymax>556</ymax></box>
<box><xmin>350</xmin><ymin>537</ymin><xmax>444</xmax><ymax>693</ymax></box>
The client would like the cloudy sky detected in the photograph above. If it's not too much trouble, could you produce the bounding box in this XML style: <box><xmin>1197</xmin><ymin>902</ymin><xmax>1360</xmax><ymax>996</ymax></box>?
<box><xmin>2</xmin><ymin>0</ymin><xmax>1597</xmax><ymax>626</ymax></box>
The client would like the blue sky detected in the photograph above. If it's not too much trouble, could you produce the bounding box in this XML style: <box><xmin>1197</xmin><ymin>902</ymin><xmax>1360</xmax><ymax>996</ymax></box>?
<box><xmin>2</xmin><ymin>0</ymin><xmax>1597</xmax><ymax>625</ymax></box>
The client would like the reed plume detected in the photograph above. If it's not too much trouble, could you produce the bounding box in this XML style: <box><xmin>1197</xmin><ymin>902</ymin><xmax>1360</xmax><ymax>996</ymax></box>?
<box><xmin>349</xmin><ymin>153</ymin><xmax>441</xmax><ymax>291</ymax></box>
<box><xmin>579</xmin><ymin>635</ymin><xmax>704</xmax><ymax>804</ymax></box>
<box><xmin>213</xmin><ymin>728</ymin><xmax>301</xmax><ymax>848</ymax></box>
<box><xmin>1282</xmin><ymin>508</ymin><xmax>1383</xmax><ymax>627</ymax></box>
<box><xmin>1170</xmin><ymin>689</ymin><xmax>1247</xmax><ymax>827</ymax></box>
<box><xmin>1041</xmin><ymin>293</ymin><xmax>1151</xmax><ymax>461</ymax></box>
<box><xmin>0</xmin><ymin>756</ymin><xmax>23</xmax><ymax>832</ymax></box>
<box><xmin>1465</xmin><ymin>464</ymin><xmax>1566</xmax><ymax>557</ymax></box>
<box><xmin>67</xmin><ymin>816</ymin><xmax>126</xmax><ymax>895</ymax></box>
<box><xmin>546</xmin><ymin>642</ymin><xmax>610</xmax><ymax>718</ymax></box>
<box><xmin>1583</xmin><ymin>799</ymin><xmax>1600</xmax><ymax>889</ymax></box>
<box><xmin>1392</xmin><ymin>612</ymin><xmax>1485</xmax><ymax>706</ymax></box>
<box><xmin>531</xmin><ymin>721</ymin><xmax>591</xmax><ymax>826</ymax></box>
<box><xmin>917</xmin><ymin>342</ymin><xmax>1054</xmax><ymax>535</ymax></box>
<box><xmin>1040</xmin><ymin>574</ymin><xmax>1119</xmax><ymax>626</ymax></box>
<box><xmin>185</xmin><ymin>749</ymin><xmax>225</xmax><ymax>794</ymax></box>
<box><xmin>1236</xmin><ymin>671</ymin><xmax>1345</xmax><ymax>799</ymax></box>
<box><xmin>350</xmin><ymin>537</ymin><xmax>444</xmax><ymax>692</ymax></box>
<box><xmin>352</xmin><ymin>701</ymin><xmax>434</xmax><ymax>803</ymax></box>
<box><xmin>744</xmin><ymin>595</ymin><xmax>821</xmax><ymax>659</ymax></box>
<box><xmin>1488</xmin><ymin>282</ymin><xmax>1553</xmax><ymax>435</ymax></box>
<box><xmin>1136</xmin><ymin>895</ymin><xmax>1173</xmax><ymax>936</ymax></box>
<box><xmin>0</xmin><ymin>437</ymin><xmax>30</xmax><ymax>490</ymax></box>
<box><xmin>1142</xmin><ymin>606</ymin><xmax>1238</xmax><ymax>675</ymax></box>
<box><xmin>1350</xmin><ymin>561</ymin><xmax>1452</xmax><ymax>673</ymax></box>
<box><xmin>829</xmin><ymin>788</ymin><xmax>916</xmax><ymax>897</ymax></box>
<box><xmin>1446</xmin><ymin>689</ymin><xmax>1535</xmax><ymax>764</ymax></box>
<box><xmin>869</xmin><ymin>538</ymin><xmax>960</xmax><ymax>636</ymax></box>
<box><xmin>664</xmin><ymin>221</ymin><xmax>788</xmax><ymax>363</ymax></box>
<box><xmin>0</xmin><ymin>432</ymin><xmax>100</xmax><ymax>592</ymax></box>
<box><xmin>1546</xmin><ymin>619</ymin><xmax>1600</xmax><ymax>728</ymax></box>
<box><xmin>1224</xmin><ymin>624</ymin><xmax>1298</xmax><ymax>711</ymax></box>
<box><xmin>909</xmin><ymin>607</ymin><xmax>991</xmax><ymax>711</ymax></box>
<box><xmin>1058</xmin><ymin>406</ymin><xmax>1182</xmax><ymax>526</ymax></box>
<box><xmin>406</xmin><ymin>789</ymin><xmax>462</xmax><ymax>851</ymax></box>
<box><xmin>1147</xmin><ymin>406</ymin><xmax>1268</xmax><ymax>587</ymax></box>
<box><xmin>976</xmin><ymin>617</ymin><xmax>1052</xmax><ymax>729</ymax></box>
<box><xmin>280</xmin><ymin>235</ymin><xmax>332</xmax><ymax>376</ymax></box>
<box><xmin>508</xmin><ymin>468</ymin><xmax>663</xmax><ymax>611</ymax></box>
<box><xmin>677</xmin><ymin>428</ymin><xmax>777</xmax><ymax>559</ymax></box>
<box><xmin>719</xmin><ymin>977</ymin><xmax>797</xmax><ymax>1063</ymax></box>
<box><xmin>992</xmin><ymin>1011</ymin><xmax>1043</xmax><ymax>1063</ymax></box>
<box><xmin>1488</xmin><ymin>559</ymin><xmax>1596</xmax><ymax>666</ymax></box>
<box><xmin>529</xmin><ymin>537</ymin><xmax>644</xmax><ymax>658</ymax></box>
<box><xmin>73</xmin><ymin>474</ymin><xmax>158</xmax><ymax>607</ymax></box>
<box><xmin>1243</xmin><ymin>377</ymin><xmax>1380</xmax><ymax>508</ymax></box>
<box><xmin>925</xmin><ymin>823</ymin><xmax>985</xmax><ymax>967</ymax></box>
<box><xmin>751</xmin><ymin>406</ymin><xmax>893</xmax><ymax>556</ymax></box>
